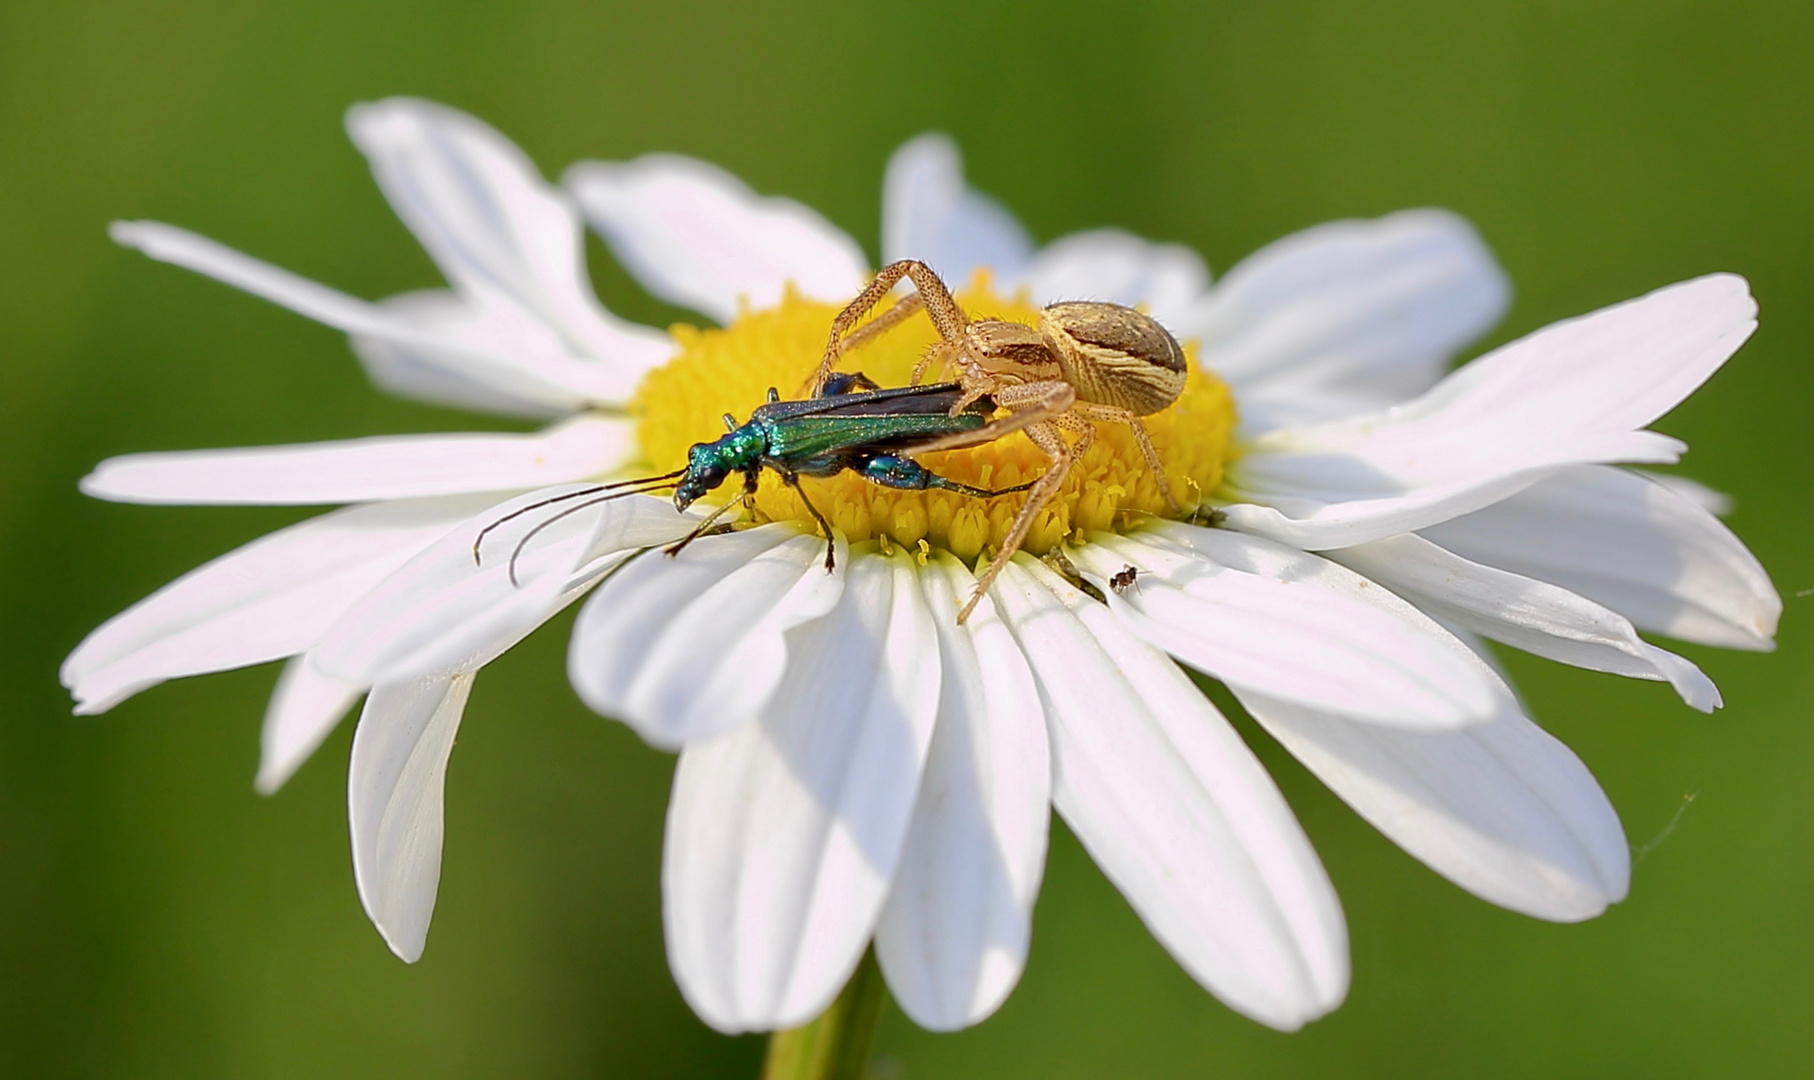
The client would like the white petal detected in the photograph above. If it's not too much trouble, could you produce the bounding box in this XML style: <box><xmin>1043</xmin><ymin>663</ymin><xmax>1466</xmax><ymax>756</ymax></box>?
<box><xmin>1422</xmin><ymin>465</ymin><xmax>1779</xmax><ymax>651</ymax></box>
<box><xmin>349</xmin><ymin>290</ymin><xmax>651</xmax><ymax>419</ymax></box>
<box><xmin>348</xmin><ymin>672</ymin><xmax>474</xmax><ymax>962</ymax></box>
<box><xmin>1221</xmin><ymin>274</ymin><xmax>1758</xmax><ymax>549</ymax></box>
<box><xmin>313</xmin><ymin>487</ymin><xmax>695</xmax><ymax>686</ymax></box>
<box><xmin>1023</xmin><ymin>228</ymin><xmax>1210</xmax><ymax>328</ymax></box>
<box><xmin>566</xmin><ymin>155</ymin><xmax>868</xmax><ymax>324</ymax></box>
<box><xmin>346</xmin><ymin>98</ymin><xmax>673</xmax><ymax>378</ymax></box>
<box><xmin>875</xmin><ymin>554</ymin><xmax>1050</xmax><ymax>1032</ymax></box>
<box><xmin>1638</xmin><ymin>470</ymin><xmax>1734</xmax><ymax>516</ymax></box>
<box><xmin>1331</xmin><ymin>533</ymin><xmax>1720</xmax><ymax>711</ymax></box>
<box><xmin>110</xmin><ymin>220</ymin><xmax>648</xmax><ymax>412</ymax></box>
<box><xmin>1074</xmin><ymin>526</ymin><xmax>1498</xmax><ymax>728</ymax></box>
<box><xmin>663</xmin><ymin>549</ymin><xmax>941</xmax><ymax>1032</ymax></box>
<box><xmin>881</xmin><ymin>133</ymin><xmax>1034</xmax><ymax>282</ymax></box>
<box><xmin>1181</xmin><ymin>209</ymin><xmax>1510</xmax><ymax>430</ymax></box>
<box><xmin>991</xmin><ymin>556</ymin><xmax>1346</xmax><ymax>1031</ymax></box>
<box><xmin>63</xmin><ymin>496</ymin><xmax>487</xmax><ymax>714</ymax></box>
<box><xmin>81</xmin><ymin>415</ymin><xmax>631</xmax><ymax>505</ymax></box>
<box><xmin>256</xmin><ymin>653</ymin><xmax>365</xmax><ymax>795</ymax></box>
<box><xmin>1238</xmin><ymin>676</ymin><xmax>1630</xmax><ymax>922</ymax></box>
<box><xmin>569</xmin><ymin>526</ymin><xmax>846</xmax><ymax>748</ymax></box>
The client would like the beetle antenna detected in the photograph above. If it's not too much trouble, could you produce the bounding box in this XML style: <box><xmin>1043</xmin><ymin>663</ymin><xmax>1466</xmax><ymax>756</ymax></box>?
<box><xmin>472</xmin><ymin>469</ymin><xmax>686</xmax><ymax>565</ymax></box>
<box><xmin>503</xmin><ymin>481</ymin><xmax>683</xmax><ymax>587</ymax></box>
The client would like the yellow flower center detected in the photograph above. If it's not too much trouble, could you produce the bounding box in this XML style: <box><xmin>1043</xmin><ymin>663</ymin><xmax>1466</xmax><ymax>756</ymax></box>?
<box><xmin>630</xmin><ymin>276</ymin><xmax>1237</xmax><ymax>562</ymax></box>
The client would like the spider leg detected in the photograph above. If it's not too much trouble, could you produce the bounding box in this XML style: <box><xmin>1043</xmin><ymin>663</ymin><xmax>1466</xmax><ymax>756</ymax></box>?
<box><xmin>957</xmin><ymin>416</ymin><xmax>1089</xmax><ymax>623</ymax></box>
<box><xmin>1068</xmin><ymin>401</ymin><xmax>1183</xmax><ymax>514</ymax></box>
<box><xmin>840</xmin><ymin>290</ymin><xmax>925</xmax><ymax>354</ymax></box>
<box><xmin>893</xmin><ymin>380</ymin><xmax>1075</xmax><ymax>458</ymax></box>
<box><xmin>806</xmin><ymin>260</ymin><xmax>969</xmax><ymax>396</ymax></box>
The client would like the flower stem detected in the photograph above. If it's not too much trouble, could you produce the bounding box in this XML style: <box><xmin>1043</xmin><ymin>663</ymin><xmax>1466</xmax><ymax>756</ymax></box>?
<box><xmin>760</xmin><ymin>947</ymin><xmax>888</xmax><ymax>1080</ymax></box>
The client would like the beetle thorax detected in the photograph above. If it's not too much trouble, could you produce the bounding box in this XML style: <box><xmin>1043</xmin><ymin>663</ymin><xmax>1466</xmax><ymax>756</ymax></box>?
<box><xmin>694</xmin><ymin>426</ymin><xmax>764</xmax><ymax>474</ymax></box>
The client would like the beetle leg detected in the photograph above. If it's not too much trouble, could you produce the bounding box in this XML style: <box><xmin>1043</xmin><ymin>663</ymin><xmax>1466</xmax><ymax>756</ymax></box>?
<box><xmin>665</xmin><ymin>470</ymin><xmax>758</xmax><ymax>560</ymax></box>
<box><xmin>775</xmin><ymin>465</ymin><xmax>839</xmax><ymax>571</ymax></box>
<box><xmin>857</xmin><ymin>453</ymin><xmax>1037</xmax><ymax>499</ymax></box>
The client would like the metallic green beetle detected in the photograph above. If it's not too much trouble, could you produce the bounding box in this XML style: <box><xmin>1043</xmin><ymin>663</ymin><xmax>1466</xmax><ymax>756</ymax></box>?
<box><xmin>477</xmin><ymin>373</ymin><xmax>1036</xmax><ymax>578</ymax></box>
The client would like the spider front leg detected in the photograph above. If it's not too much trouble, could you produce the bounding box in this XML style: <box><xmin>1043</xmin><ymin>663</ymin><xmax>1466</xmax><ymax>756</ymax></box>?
<box><xmin>805</xmin><ymin>259</ymin><xmax>969</xmax><ymax>396</ymax></box>
<box><xmin>895</xmin><ymin>379</ymin><xmax>1076</xmax><ymax>459</ymax></box>
<box><xmin>842</xmin><ymin>290</ymin><xmax>925</xmax><ymax>356</ymax></box>
<box><xmin>957</xmin><ymin>412</ymin><xmax>1094</xmax><ymax>624</ymax></box>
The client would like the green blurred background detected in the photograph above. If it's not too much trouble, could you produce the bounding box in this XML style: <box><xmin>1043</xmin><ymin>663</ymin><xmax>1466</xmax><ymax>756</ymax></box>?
<box><xmin>3</xmin><ymin>0</ymin><xmax>1812</xmax><ymax>1075</ymax></box>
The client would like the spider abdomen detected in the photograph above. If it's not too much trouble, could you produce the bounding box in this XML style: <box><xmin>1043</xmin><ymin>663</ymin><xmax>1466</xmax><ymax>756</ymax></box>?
<box><xmin>1041</xmin><ymin>302</ymin><xmax>1187</xmax><ymax>416</ymax></box>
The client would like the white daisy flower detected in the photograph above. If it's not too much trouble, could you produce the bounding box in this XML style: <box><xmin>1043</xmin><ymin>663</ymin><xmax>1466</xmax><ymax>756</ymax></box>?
<box><xmin>65</xmin><ymin>98</ymin><xmax>1779</xmax><ymax>1039</ymax></box>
